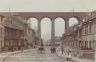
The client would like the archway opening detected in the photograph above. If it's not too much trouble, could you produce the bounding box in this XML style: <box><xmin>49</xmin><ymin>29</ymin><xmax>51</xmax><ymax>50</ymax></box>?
<box><xmin>55</xmin><ymin>17</ymin><xmax>65</xmax><ymax>38</ymax></box>
<box><xmin>28</xmin><ymin>17</ymin><xmax>38</xmax><ymax>31</ymax></box>
<box><xmin>27</xmin><ymin>17</ymin><xmax>38</xmax><ymax>47</ymax></box>
<box><xmin>83</xmin><ymin>18</ymin><xmax>85</xmax><ymax>22</ymax></box>
<box><xmin>41</xmin><ymin>17</ymin><xmax>51</xmax><ymax>45</ymax></box>
<box><xmin>69</xmin><ymin>17</ymin><xmax>79</xmax><ymax>27</ymax></box>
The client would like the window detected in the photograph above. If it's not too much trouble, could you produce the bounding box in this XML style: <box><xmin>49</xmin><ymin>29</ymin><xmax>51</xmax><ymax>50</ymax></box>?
<box><xmin>89</xmin><ymin>41</ymin><xmax>91</xmax><ymax>48</ymax></box>
<box><xmin>85</xmin><ymin>41</ymin><xmax>87</xmax><ymax>48</ymax></box>
<box><xmin>87</xmin><ymin>24</ymin><xmax>89</xmax><ymax>34</ymax></box>
<box><xmin>1</xmin><ymin>28</ymin><xmax>2</xmax><ymax>38</ymax></box>
<box><xmin>1</xmin><ymin>17</ymin><xmax>3</xmax><ymax>23</ymax></box>
<box><xmin>0</xmin><ymin>16</ymin><xmax>1</xmax><ymax>24</ymax></box>
<box><xmin>86</xmin><ymin>41</ymin><xmax>88</xmax><ymax>48</ymax></box>
<box><xmin>89</xmin><ymin>23</ymin><xmax>92</xmax><ymax>34</ymax></box>
<box><xmin>84</xmin><ymin>24</ymin><xmax>89</xmax><ymax>35</ymax></box>
<box><xmin>87</xmin><ymin>25</ymin><xmax>89</xmax><ymax>34</ymax></box>
<box><xmin>79</xmin><ymin>41</ymin><xmax>81</xmax><ymax>48</ymax></box>
<box><xmin>83</xmin><ymin>26</ymin><xmax>86</xmax><ymax>35</ymax></box>
<box><xmin>1</xmin><ymin>40</ymin><xmax>2</xmax><ymax>47</ymax></box>
<box><xmin>85</xmin><ymin>25</ymin><xmax>87</xmax><ymax>35</ymax></box>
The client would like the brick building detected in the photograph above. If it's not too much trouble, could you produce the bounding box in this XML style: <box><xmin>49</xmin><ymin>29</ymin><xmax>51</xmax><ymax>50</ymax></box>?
<box><xmin>62</xmin><ymin>24</ymin><xmax>81</xmax><ymax>57</ymax></box>
<box><xmin>79</xmin><ymin>12</ymin><xmax>96</xmax><ymax>59</ymax></box>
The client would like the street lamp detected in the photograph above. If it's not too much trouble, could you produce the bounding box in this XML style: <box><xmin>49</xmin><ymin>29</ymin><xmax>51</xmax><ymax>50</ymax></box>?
<box><xmin>20</xmin><ymin>36</ymin><xmax>23</xmax><ymax>52</ymax></box>
<box><xmin>94</xmin><ymin>40</ymin><xmax>96</xmax><ymax>62</ymax></box>
<box><xmin>61</xmin><ymin>35</ymin><xmax>64</xmax><ymax>54</ymax></box>
<box><xmin>20</xmin><ymin>35</ymin><xmax>26</xmax><ymax>52</ymax></box>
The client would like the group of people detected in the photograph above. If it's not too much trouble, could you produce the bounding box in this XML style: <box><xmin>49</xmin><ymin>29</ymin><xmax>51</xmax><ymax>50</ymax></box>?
<box><xmin>38</xmin><ymin>46</ymin><xmax>56</xmax><ymax>54</ymax></box>
<box><xmin>38</xmin><ymin>39</ymin><xmax>57</xmax><ymax>54</ymax></box>
<box><xmin>61</xmin><ymin>47</ymin><xmax>72</xmax><ymax>61</ymax></box>
<box><xmin>38</xmin><ymin>42</ymin><xmax>45</xmax><ymax>54</ymax></box>
<box><xmin>50</xmin><ymin>47</ymin><xmax>56</xmax><ymax>53</ymax></box>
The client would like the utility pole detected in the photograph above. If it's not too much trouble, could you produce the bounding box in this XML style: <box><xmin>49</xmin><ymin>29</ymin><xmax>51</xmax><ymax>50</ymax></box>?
<box><xmin>9</xmin><ymin>8</ymin><xmax>10</xmax><ymax>12</ymax></box>
<box><xmin>72</xmin><ymin>8</ymin><xmax>74</xmax><ymax>12</ymax></box>
<box><xmin>8</xmin><ymin>8</ymin><xmax>13</xmax><ymax>52</ymax></box>
<box><xmin>9</xmin><ymin>8</ymin><xmax>11</xmax><ymax>16</ymax></box>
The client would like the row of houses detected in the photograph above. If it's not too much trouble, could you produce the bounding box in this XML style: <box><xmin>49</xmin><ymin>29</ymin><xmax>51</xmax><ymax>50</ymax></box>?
<box><xmin>62</xmin><ymin>11</ymin><xmax>96</xmax><ymax>59</ymax></box>
<box><xmin>0</xmin><ymin>14</ymin><xmax>39</xmax><ymax>52</ymax></box>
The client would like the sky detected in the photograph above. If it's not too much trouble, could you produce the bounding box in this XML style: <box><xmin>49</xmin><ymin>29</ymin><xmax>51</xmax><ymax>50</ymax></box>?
<box><xmin>0</xmin><ymin>0</ymin><xmax>96</xmax><ymax>12</ymax></box>
<box><xmin>1</xmin><ymin>0</ymin><xmax>96</xmax><ymax>40</ymax></box>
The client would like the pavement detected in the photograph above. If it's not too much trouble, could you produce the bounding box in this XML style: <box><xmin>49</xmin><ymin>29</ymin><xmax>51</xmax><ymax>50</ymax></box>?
<box><xmin>1</xmin><ymin>46</ymin><xmax>76</xmax><ymax>62</ymax></box>
<box><xmin>0</xmin><ymin>50</ymin><xmax>22</xmax><ymax>62</ymax></box>
<box><xmin>56</xmin><ymin>50</ymin><xmax>95</xmax><ymax>62</ymax></box>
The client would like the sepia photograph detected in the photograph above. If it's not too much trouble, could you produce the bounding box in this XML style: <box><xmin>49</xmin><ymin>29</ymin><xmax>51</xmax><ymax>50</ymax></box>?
<box><xmin>0</xmin><ymin>0</ymin><xmax>95</xmax><ymax>62</ymax></box>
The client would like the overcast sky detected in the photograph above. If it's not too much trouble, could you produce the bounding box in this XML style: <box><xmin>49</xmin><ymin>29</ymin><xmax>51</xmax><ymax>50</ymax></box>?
<box><xmin>0</xmin><ymin>0</ymin><xmax>96</xmax><ymax>12</ymax></box>
<box><xmin>1</xmin><ymin>0</ymin><xmax>96</xmax><ymax>40</ymax></box>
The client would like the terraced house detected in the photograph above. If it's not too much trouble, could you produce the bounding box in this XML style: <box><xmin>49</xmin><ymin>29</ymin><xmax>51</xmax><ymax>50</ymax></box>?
<box><xmin>62</xmin><ymin>11</ymin><xmax>96</xmax><ymax>60</ymax></box>
<box><xmin>0</xmin><ymin>14</ymin><xmax>37</xmax><ymax>52</ymax></box>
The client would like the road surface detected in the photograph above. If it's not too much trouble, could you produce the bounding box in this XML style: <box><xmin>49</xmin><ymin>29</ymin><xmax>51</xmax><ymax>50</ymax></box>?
<box><xmin>3</xmin><ymin>46</ymin><xmax>76</xmax><ymax>62</ymax></box>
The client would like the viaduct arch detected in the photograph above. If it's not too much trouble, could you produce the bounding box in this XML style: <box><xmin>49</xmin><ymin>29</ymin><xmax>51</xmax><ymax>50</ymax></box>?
<box><xmin>0</xmin><ymin>12</ymin><xmax>90</xmax><ymax>47</ymax></box>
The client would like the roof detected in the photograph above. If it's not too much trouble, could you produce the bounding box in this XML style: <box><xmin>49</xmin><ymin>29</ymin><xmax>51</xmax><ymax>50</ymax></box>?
<box><xmin>62</xmin><ymin>23</ymin><xmax>82</xmax><ymax>38</ymax></box>
<box><xmin>84</xmin><ymin>11</ymin><xmax>96</xmax><ymax>23</ymax></box>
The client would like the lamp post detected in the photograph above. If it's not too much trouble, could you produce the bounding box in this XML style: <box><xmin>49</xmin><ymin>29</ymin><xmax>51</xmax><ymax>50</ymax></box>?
<box><xmin>61</xmin><ymin>34</ymin><xmax>64</xmax><ymax>54</ymax></box>
<box><xmin>94</xmin><ymin>40</ymin><xmax>96</xmax><ymax>62</ymax></box>
<box><xmin>61</xmin><ymin>40</ymin><xmax>64</xmax><ymax>54</ymax></box>
<box><xmin>77</xmin><ymin>24</ymin><xmax>82</xmax><ymax>56</ymax></box>
<box><xmin>20</xmin><ymin>36</ymin><xmax>23</xmax><ymax>52</ymax></box>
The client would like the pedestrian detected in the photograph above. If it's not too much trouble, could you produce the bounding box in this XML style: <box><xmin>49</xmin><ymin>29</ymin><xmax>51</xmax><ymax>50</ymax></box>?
<box><xmin>61</xmin><ymin>47</ymin><xmax>64</xmax><ymax>54</ymax></box>
<box><xmin>66</xmin><ymin>49</ymin><xmax>72</xmax><ymax>61</ymax></box>
<box><xmin>50</xmin><ymin>48</ymin><xmax>53</xmax><ymax>53</ymax></box>
<box><xmin>54</xmin><ymin>47</ymin><xmax>56</xmax><ymax>53</ymax></box>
